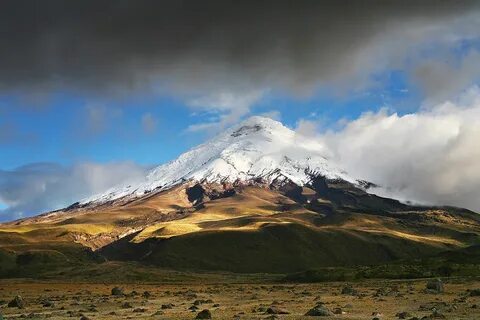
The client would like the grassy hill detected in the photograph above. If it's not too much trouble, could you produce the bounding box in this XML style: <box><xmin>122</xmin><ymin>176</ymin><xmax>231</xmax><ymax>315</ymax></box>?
<box><xmin>1</xmin><ymin>179</ymin><xmax>480</xmax><ymax>278</ymax></box>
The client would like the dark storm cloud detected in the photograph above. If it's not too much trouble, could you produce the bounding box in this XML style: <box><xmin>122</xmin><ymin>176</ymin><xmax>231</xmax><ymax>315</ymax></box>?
<box><xmin>1</xmin><ymin>0</ymin><xmax>479</xmax><ymax>98</ymax></box>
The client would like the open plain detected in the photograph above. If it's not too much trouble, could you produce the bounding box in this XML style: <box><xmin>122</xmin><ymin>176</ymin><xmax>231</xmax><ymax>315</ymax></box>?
<box><xmin>2</xmin><ymin>277</ymin><xmax>480</xmax><ymax>319</ymax></box>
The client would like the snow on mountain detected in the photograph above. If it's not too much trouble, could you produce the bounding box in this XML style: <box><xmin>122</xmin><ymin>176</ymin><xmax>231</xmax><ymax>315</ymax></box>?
<box><xmin>82</xmin><ymin>116</ymin><xmax>355</xmax><ymax>204</ymax></box>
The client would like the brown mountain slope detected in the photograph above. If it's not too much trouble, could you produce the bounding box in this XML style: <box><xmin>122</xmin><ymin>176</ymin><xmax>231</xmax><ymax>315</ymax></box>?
<box><xmin>1</xmin><ymin>177</ymin><xmax>480</xmax><ymax>275</ymax></box>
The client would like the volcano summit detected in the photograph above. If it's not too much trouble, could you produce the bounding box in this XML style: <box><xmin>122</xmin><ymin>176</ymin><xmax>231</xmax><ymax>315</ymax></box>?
<box><xmin>1</xmin><ymin>117</ymin><xmax>479</xmax><ymax>275</ymax></box>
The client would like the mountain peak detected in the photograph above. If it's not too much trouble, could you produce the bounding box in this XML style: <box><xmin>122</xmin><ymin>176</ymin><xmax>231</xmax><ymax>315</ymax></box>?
<box><xmin>230</xmin><ymin>116</ymin><xmax>286</xmax><ymax>137</ymax></box>
<box><xmin>82</xmin><ymin>116</ymin><xmax>354</xmax><ymax>204</ymax></box>
<box><xmin>236</xmin><ymin>115</ymin><xmax>283</xmax><ymax>127</ymax></box>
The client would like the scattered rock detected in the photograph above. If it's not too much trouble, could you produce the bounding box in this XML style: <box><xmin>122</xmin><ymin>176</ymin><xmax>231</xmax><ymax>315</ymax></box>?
<box><xmin>133</xmin><ymin>307</ymin><xmax>146</xmax><ymax>313</ymax></box>
<box><xmin>341</xmin><ymin>285</ymin><xmax>358</xmax><ymax>296</ymax></box>
<box><xmin>333</xmin><ymin>307</ymin><xmax>345</xmax><ymax>314</ymax></box>
<box><xmin>111</xmin><ymin>287</ymin><xmax>124</xmax><ymax>296</ymax></box>
<box><xmin>121</xmin><ymin>302</ymin><xmax>133</xmax><ymax>309</ymax></box>
<box><xmin>162</xmin><ymin>303</ymin><xmax>174</xmax><ymax>309</ymax></box>
<box><xmin>305</xmin><ymin>304</ymin><xmax>333</xmax><ymax>316</ymax></box>
<box><xmin>196</xmin><ymin>309</ymin><xmax>212</xmax><ymax>319</ymax></box>
<box><xmin>265</xmin><ymin>306</ymin><xmax>290</xmax><ymax>314</ymax></box>
<box><xmin>430</xmin><ymin>309</ymin><xmax>446</xmax><ymax>319</ymax></box>
<box><xmin>194</xmin><ymin>299</ymin><xmax>209</xmax><ymax>306</ymax></box>
<box><xmin>396</xmin><ymin>311</ymin><xmax>413</xmax><ymax>319</ymax></box>
<box><xmin>426</xmin><ymin>279</ymin><xmax>444</xmax><ymax>294</ymax></box>
<box><xmin>8</xmin><ymin>295</ymin><xmax>25</xmax><ymax>309</ymax></box>
<box><xmin>142</xmin><ymin>291</ymin><xmax>152</xmax><ymax>299</ymax></box>
<box><xmin>254</xmin><ymin>306</ymin><xmax>267</xmax><ymax>313</ymax></box>
<box><xmin>42</xmin><ymin>300</ymin><xmax>55</xmax><ymax>307</ymax></box>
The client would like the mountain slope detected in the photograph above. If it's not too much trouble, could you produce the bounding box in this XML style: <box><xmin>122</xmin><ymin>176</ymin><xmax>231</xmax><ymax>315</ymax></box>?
<box><xmin>1</xmin><ymin>116</ymin><xmax>479</xmax><ymax>276</ymax></box>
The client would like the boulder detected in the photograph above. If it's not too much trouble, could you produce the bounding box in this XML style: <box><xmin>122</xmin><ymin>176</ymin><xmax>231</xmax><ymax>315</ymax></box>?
<box><xmin>341</xmin><ymin>285</ymin><xmax>358</xmax><ymax>295</ymax></box>
<box><xmin>265</xmin><ymin>306</ymin><xmax>290</xmax><ymax>314</ymax></box>
<box><xmin>111</xmin><ymin>287</ymin><xmax>124</xmax><ymax>296</ymax></box>
<box><xmin>196</xmin><ymin>309</ymin><xmax>212</xmax><ymax>319</ymax></box>
<box><xmin>305</xmin><ymin>305</ymin><xmax>333</xmax><ymax>316</ymax></box>
<box><xmin>396</xmin><ymin>311</ymin><xmax>413</xmax><ymax>319</ymax></box>
<box><xmin>426</xmin><ymin>279</ymin><xmax>444</xmax><ymax>293</ymax></box>
<box><xmin>8</xmin><ymin>295</ymin><xmax>25</xmax><ymax>309</ymax></box>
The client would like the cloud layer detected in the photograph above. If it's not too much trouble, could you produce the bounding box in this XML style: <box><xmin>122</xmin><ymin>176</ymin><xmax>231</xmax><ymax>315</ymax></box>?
<box><xmin>0</xmin><ymin>162</ymin><xmax>148</xmax><ymax>221</ymax></box>
<box><xmin>2</xmin><ymin>1</ymin><xmax>480</xmax><ymax>122</ymax></box>
<box><xmin>316</xmin><ymin>87</ymin><xmax>480</xmax><ymax>212</ymax></box>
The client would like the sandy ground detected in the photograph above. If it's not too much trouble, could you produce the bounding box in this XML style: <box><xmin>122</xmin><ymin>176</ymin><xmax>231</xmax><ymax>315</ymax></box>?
<box><xmin>1</xmin><ymin>278</ymin><xmax>480</xmax><ymax>319</ymax></box>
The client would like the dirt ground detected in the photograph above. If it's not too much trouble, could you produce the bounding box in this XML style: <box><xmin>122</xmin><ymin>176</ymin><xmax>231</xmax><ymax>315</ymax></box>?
<box><xmin>1</xmin><ymin>278</ymin><xmax>480</xmax><ymax>319</ymax></box>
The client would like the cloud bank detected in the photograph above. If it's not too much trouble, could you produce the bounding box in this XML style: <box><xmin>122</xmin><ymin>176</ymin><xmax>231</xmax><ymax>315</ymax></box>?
<box><xmin>0</xmin><ymin>162</ymin><xmax>148</xmax><ymax>221</ymax></box>
<box><xmin>2</xmin><ymin>1</ymin><xmax>480</xmax><ymax>124</ymax></box>
<box><xmin>316</xmin><ymin>87</ymin><xmax>480</xmax><ymax>212</ymax></box>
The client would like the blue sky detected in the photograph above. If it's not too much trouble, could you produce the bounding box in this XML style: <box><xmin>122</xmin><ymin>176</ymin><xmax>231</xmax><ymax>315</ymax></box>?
<box><xmin>0</xmin><ymin>70</ymin><xmax>415</xmax><ymax>170</ymax></box>
<box><xmin>2</xmin><ymin>1</ymin><xmax>480</xmax><ymax>220</ymax></box>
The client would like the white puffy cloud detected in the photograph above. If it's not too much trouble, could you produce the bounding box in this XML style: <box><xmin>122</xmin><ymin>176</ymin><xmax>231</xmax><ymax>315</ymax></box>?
<box><xmin>0</xmin><ymin>161</ymin><xmax>148</xmax><ymax>221</ymax></box>
<box><xmin>317</xmin><ymin>87</ymin><xmax>480</xmax><ymax>211</ymax></box>
<box><xmin>185</xmin><ymin>90</ymin><xmax>265</xmax><ymax>133</ymax></box>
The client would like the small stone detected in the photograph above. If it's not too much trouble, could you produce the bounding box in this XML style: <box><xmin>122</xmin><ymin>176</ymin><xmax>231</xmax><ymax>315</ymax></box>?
<box><xmin>196</xmin><ymin>309</ymin><xmax>212</xmax><ymax>319</ymax></box>
<box><xmin>305</xmin><ymin>305</ymin><xmax>333</xmax><ymax>316</ymax></box>
<box><xmin>426</xmin><ymin>279</ymin><xmax>444</xmax><ymax>293</ymax></box>
<box><xmin>333</xmin><ymin>307</ymin><xmax>345</xmax><ymax>315</ymax></box>
<box><xmin>430</xmin><ymin>309</ymin><xmax>446</xmax><ymax>319</ymax></box>
<box><xmin>396</xmin><ymin>311</ymin><xmax>413</xmax><ymax>319</ymax></box>
<box><xmin>341</xmin><ymin>285</ymin><xmax>358</xmax><ymax>295</ymax></box>
<box><xmin>42</xmin><ymin>300</ymin><xmax>54</xmax><ymax>308</ymax></box>
<box><xmin>265</xmin><ymin>306</ymin><xmax>289</xmax><ymax>314</ymax></box>
<box><xmin>111</xmin><ymin>287</ymin><xmax>124</xmax><ymax>296</ymax></box>
<box><xmin>8</xmin><ymin>295</ymin><xmax>25</xmax><ymax>309</ymax></box>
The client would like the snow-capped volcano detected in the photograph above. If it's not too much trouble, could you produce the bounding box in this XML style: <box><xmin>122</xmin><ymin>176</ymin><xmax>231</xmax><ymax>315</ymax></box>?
<box><xmin>83</xmin><ymin>116</ymin><xmax>355</xmax><ymax>204</ymax></box>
